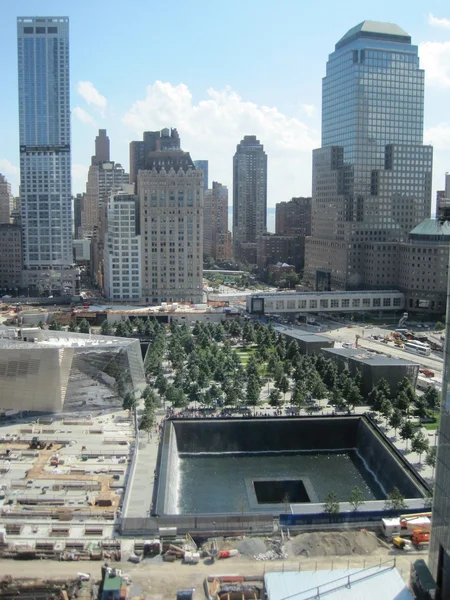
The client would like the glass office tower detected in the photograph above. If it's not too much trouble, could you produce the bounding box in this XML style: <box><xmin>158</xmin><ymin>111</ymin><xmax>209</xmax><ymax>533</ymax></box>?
<box><xmin>304</xmin><ymin>21</ymin><xmax>432</xmax><ymax>290</ymax></box>
<box><xmin>17</xmin><ymin>17</ymin><xmax>74</xmax><ymax>294</ymax></box>
<box><xmin>429</xmin><ymin>267</ymin><xmax>450</xmax><ymax>595</ymax></box>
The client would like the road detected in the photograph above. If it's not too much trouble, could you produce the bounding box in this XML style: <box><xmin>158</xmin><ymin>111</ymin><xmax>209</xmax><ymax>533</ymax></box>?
<box><xmin>0</xmin><ymin>547</ymin><xmax>427</xmax><ymax>598</ymax></box>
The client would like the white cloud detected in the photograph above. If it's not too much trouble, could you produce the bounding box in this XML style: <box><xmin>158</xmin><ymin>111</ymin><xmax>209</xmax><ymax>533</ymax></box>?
<box><xmin>428</xmin><ymin>13</ymin><xmax>450</xmax><ymax>30</ymax></box>
<box><xmin>72</xmin><ymin>164</ymin><xmax>89</xmax><ymax>193</ymax></box>
<box><xmin>122</xmin><ymin>82</ymin><xmax>318</xmax><ymax>203</ymax></box>
<box><xmin>73</xmin><ymin>106</ymin><xmax>96</xmax><ymax>126</ymax></box>
<box><xmin>76</xmin><ymin>81</ymin><xmax>107</xmax><ymax>116</ymax></box>
<box><xmin>301</xmin><ymin>104</ymin><xmax>316</xmax><ymax>117</ymax></box>
<box><xmin>419</xmin><ymin>41</ymin><xmax>450</xmax><ymax>88</ymax></box>
<box><xmin>424</xmin><ymin>122</ymin><xmax>450</xmax><ymax>149</ymax></box>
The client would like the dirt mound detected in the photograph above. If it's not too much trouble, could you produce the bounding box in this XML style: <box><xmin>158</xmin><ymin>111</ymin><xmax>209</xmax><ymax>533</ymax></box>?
<box><xmin>287</xmin><ymin>531</ymin><xmax>380</xmax><ymax>558</ymax></box>
<box><xmin>236</xmin><ymin>538</ymin><xmax>268</xmax><ymax>556</ymax></box>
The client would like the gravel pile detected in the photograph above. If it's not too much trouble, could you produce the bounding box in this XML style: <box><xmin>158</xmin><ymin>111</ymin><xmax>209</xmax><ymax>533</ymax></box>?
<box><xmin>287</xmin><ymin>531</ymin><xmax>380</xmax><ymax>558</ymax></box>
<box><xmin>236</xmin><ymin>538</ymin><xmax>268</xmax><ymax>556</ymax></box>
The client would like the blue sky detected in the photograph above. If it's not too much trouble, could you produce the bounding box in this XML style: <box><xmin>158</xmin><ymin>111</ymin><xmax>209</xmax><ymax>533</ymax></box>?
<box><xmin>1</xmin><ymin>0</ymin><xmax>450</xmax><ymax>209</ymax></box>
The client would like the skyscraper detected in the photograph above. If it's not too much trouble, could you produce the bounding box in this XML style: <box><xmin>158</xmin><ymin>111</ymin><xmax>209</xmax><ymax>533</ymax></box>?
<box><xmin>92</xmin><ymin>129</ymin><xmax>110</xmax><ymax>165</ymax></box>
<box><xmin>139</xmin><ymin>135</ymin><xmax>203</xmax><ymax>304</ymax></box>
<box><xmin>103</xmin><ymin>191</ymin><xmax>141</xmax><ymax>302</ymax></box>
<box><xmin>194</xmin><ymin>160</ymin><xmax>209</xmax><ymax>192</ymax></box>
<box><xmin>429</xmin><ymin>269</ymin><xmax>450</xmax><ymax>593</ymax></box>
<box><xmin>130</xmin><ymin>128</ymin><xmax>181</xmax><ymax>192</ymax></box>
<box><xmin>80</xmin><ymin>130</ymin><xmax>129</xmax><ymax>239</ymax></box>
<box><xmin>304</xmin><ymin>21</ymin><xmax>432</xmax><ymax>290</ymax></box>
<box><xmin>0</xmin><ymin>174</ymin><xmax>14</xmax><ymax>225</ymax></box>
<box><xmin>233</xmin><ymin>135</ymin><xmax>267</xmax><ymax>264</ymax></box>
<box><xmin>17</xmin><ymin>17</ymin><xmax>77</xmax><ymax>295</ymax></box>
<box><xmin>203</xmin><ymin>182</ymin><xmax>231</xmax><ymax>261</ymax></box>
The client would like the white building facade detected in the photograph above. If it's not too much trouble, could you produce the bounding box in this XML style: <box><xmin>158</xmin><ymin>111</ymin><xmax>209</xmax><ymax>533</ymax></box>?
<box><xmin>103</xmin><ymin>192</ymin><xmax>141</xmax><ymax>302</ymax></box>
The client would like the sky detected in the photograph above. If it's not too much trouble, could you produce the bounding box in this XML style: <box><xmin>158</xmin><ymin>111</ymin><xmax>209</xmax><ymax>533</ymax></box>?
<box><xmin>1</xmin><ymin>0</ymin><xmax>450</xmax><ymax>210</ymax></box>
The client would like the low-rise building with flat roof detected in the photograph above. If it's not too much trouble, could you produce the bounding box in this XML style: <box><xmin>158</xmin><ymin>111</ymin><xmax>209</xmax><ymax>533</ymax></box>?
<box><xmin>323</xmin><ymin>347</ymin><xmax>419</xmax><ymax>394</ymax></box>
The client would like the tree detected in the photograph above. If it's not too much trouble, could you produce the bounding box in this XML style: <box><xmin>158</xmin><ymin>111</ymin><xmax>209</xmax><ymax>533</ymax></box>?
<box><xmin>379</xmin><ymin>398</ymin><xmax>393</xmax><ymax>427</ymax></box>
<box><xmin>385</xmin><ymin>487</ymin><xmax>407</xmax><ymax>511</ymax></box>
<box><xmin>323</xmin><ymin>491</ymin><xmax>340</xmax><ymax>516</ymax></box>
<box><xmin>434</xmin><ymin>321</ymin><xmax>445</xmax><ymax>331</ymax></box>
<box><xmin>100</xmin><ymin>320</ymin><xmax>112</xmax><ymax>335</ymax></box>
<box><xmin>139</xmin><ymin>409</ymin><xmax>155</xmax><ymax>440</ymax></box>
<box><xmin>347</xmin><ymin>386</ymin><xmax>362</xmax><ymax>410</ymax></box>
<box><xmin>389</xmin><ymin>409</ymin><xmax>404</xmax><ymax>437</ymax></box>
<box><xmin>395</xmin><ymin>390</ymin><xmax>410</xmax><ymax>416</ymax></box>
<box><xmin>155</xmin><ymin>373</ymin><xmax>167</xmax><ymax>399</ymax></box>
<box><xmin>68</xmin><ymin>318</ymin><xmax>79</xmax><ymax>332</ymax></box>
<box><xmin>77</xmin><ymin>319</ymin><xmax>90</xmax><ymax>334</ymax></box>
<box><xmin>349</xmin><ymin>487</ymin><xmax>365</xmax><ymax>511</ymax></box>
<box><xmin>123</xmin><ymin>392</ymin><xmax>136</xmax><ymax>411</ymax></box>
<box><xmin>376</xmin><ymin>378</ymin><xmax>391</xmax><ymax>399</ymax></box>
<box><xmin>269</xmin><ymin>388</ymin><xmax>282</xmax><ymax>407</ymax></box>
<box><xmin>423</xmin><ymin>386</ymin><xmax>441</xmax><ymax>412</ymax></box>
<box><xmin>425</xmin><ymin>446</ymin><xmax>437</xmax><ymax>476</ymax></box>
<box><xmin>246</xmin><ymin>376</ymin><xmax>261</xmax><ymax>407</ymax></box>
<box><xmin>115</xmin><ymin>320</ymin><xmax>129</xmax><ymax>337</ymax></box>
<box><xmin>399</xmin><ymin>420</ymin><xmax>415</xmax><ymax>450</ymax></box>
<box><xmin>291</xmin><ymin>385</ymin><xmax>306</xmax><ymax>410</ymax></box>
<box><xmin>49</xmin><ymin>319</ymin><xmax>62</xmax><ymax>331</ymax></box>
<box><xmin>411</xmin><ymin>431</ymin><xmax>430</xmax><ymax>463</ymax></box>
<box><xmin>277</xmin><ymin>375</ymin><xmax>290</xmax><ymax>402</ymax></box>
<box><xmin>413</xmin><ymin>397</ymin><xmax>428</xmax><ymax>420</ymax></box>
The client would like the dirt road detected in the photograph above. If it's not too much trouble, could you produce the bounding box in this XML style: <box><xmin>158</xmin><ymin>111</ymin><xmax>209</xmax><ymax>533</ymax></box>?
<box><xmin>0</xmin><ymin>548</ymin><xmax>425</xmax><ymax>599</ymax></box>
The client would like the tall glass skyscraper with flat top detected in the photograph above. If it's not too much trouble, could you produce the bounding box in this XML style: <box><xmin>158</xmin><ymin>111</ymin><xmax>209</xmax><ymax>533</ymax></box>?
<box><xmin>17</xmin><ymin>17</ymin><xmax>75</xmax><ymax>295</ymax></box>
<box><xmin>304</xmin><ymin>21</ymin><xmax>432</xmax><ymax>290</ymax></box>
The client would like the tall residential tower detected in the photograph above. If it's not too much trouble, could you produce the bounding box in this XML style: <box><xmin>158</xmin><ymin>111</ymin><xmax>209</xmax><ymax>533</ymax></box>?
<box><xmin>304</xmin><ymin>21</ymin><xmax>432</xmax><ymax>290</ymax></box>
<box><xmin>17</xmin><ymin>17</ymin><xmax>77</xmax><ymax>295</ymax></box>
<box><xmin>233</xmin><ymin>135</ymin><xmax>267</xmax><ymax>264</ymax></box>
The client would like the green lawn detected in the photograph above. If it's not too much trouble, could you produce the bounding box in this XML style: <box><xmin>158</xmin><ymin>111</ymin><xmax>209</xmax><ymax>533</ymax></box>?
<box><xmin>423</xmin><ymin>412</ymin><xmax>440</xmax><ymax>431</ymax></box>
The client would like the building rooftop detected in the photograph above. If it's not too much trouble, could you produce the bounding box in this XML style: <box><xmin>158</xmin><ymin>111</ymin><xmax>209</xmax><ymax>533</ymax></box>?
<box><xmin>336</xmin><ymin>21</ymin><xmax>411</xmax><ymax>50</ymax></box>
<box><xmin>0</xmin><ymin>328</ymin><xmax>137</xmax><ymax>349</ymax></box>
<box><xmin>324</xmin><ymin>347</ymin><xmax>418</xmax><ymax>367</ymax></box>
<box><xmin>409</xmin><ymin>218</ymin><xmax>450</xmax><ymax>240</ymax></box>
<box><xmin>264</xmin><ymin>564</ymin><xmax>413</xmax><ymax>600</ymax></box>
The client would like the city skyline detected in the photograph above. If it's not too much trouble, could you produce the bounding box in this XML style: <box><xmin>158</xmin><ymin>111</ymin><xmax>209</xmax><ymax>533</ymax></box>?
<box><xmin>0</xmin><ymin>1</ymin><xmax>449</xmax><ymax>207</ymax></box>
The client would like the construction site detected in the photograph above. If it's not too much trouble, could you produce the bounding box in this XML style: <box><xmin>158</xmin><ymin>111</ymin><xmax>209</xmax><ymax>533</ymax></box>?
<box><xmin>0</xmin><ymin>410</ymin><xmax>131</xmax><ymax>561</ymax></box>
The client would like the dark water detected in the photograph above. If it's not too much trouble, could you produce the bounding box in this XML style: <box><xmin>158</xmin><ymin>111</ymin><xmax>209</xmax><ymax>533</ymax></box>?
<box><xmin>176</xmin><ymin>450</ymin><xmax>385</xmax><ymax>514</ymax></box>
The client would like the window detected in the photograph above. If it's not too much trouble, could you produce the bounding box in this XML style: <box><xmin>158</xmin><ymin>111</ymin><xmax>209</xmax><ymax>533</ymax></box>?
<box><xmin>341</xmin><ymin>299</ymin><xmax>350</xmax><ymax>308</ymax></box>
<box><xmin>373</xmin><ymin>298</ymin><xmax>381</xmax><ymax>307</ymax></box>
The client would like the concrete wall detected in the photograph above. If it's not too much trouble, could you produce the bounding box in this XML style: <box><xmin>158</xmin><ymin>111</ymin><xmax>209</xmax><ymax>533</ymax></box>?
<box><xmin>172</xmin><ymin>417</ymin><xmax>358</xmax><ymax>453</ymax></box>
<box><xmin>356</xmin><ymin>418</ymin><xmax>424</xmax><ymax>499</ymax></box>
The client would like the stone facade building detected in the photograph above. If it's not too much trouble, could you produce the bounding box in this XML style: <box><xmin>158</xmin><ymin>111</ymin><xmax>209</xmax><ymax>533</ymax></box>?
<box><xmin>0</xmin><ymin>224</ymin><xmax>22</xmax><ymax>293</ymax></box>
<box><xmin>139</xmin><ymin>147</ymin><xmax>203</xmax><ymax>304</ymax></box>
